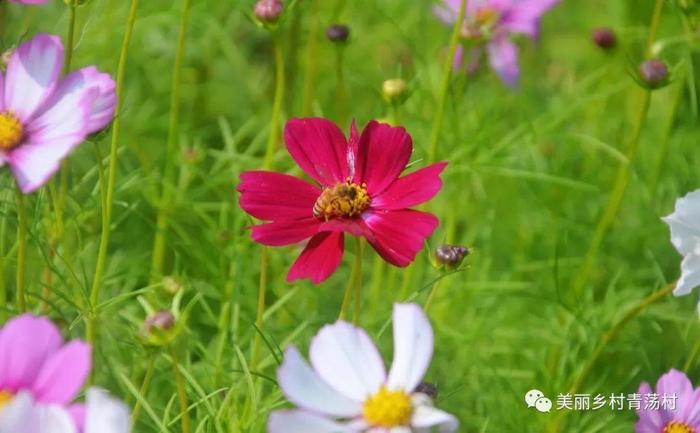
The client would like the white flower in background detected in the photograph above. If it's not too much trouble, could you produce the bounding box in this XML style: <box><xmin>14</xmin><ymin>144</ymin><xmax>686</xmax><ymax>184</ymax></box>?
<box><xmin>268</xmin><ymin>303</ymin><xmax>458</xmax><ymax>433</ymax></box>
<box><xmin>663</xmin><ymin>190</ymin><xmax>700</xmax><ymax>311</ymax></box>
<box><xmin>0</xmin><ymin>388</ymin><xmax>129</xmax><ymax>433</ymax></box>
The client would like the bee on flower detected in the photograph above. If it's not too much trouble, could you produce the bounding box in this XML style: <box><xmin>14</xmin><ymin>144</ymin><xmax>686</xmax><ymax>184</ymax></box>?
<box><xmin>237</xmin><ymin>118</ymin><xmax>447</xmax><ymax>284</ymax></box>
<box><xmin>268</xmin><ymin>303</ymin><xmax>458</xmax><ymax>433</ymax></box>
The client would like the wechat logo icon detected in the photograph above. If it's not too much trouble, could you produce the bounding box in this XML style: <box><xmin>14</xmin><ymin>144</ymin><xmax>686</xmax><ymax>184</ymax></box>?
<box><xmin>525</xmin><ymin>389</ymin><xmax>552</xmax><ymax>413</ymax></box>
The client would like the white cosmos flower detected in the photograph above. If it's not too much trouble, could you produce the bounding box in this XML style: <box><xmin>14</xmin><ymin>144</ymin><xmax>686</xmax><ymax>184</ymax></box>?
<box><xmin>0</xmin><ymin>388</ymin><xmax>129</xmax><ymax>433</ymax></box>
<box><xmin>663</xmin><ymin>189</ymin><xmax>700</xmax><ymax>311</ymax></box>
<box><xmin>269</xmin><ymin>303</ymin><xmax>458</xmax><ymax>433</ymax></box>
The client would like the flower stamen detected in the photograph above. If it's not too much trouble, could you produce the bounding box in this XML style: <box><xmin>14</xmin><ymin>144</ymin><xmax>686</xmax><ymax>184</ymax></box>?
<box><xmin>313</xmin><ymin>179</ymin><xmax>370</xmax><ymax>220</ymax></box>
<box><xmin>0</xmin><ymin>390</ymin><xmax>13</xmax><ymax>410</ymax></box>
<box><xmin>363</xmin><ymin>386</ymin><xmax>413</xmax><ymax>428</ymax></box>
<box><xmin>0</xmin><ymin>112</ymin><xmax>23</xmax><ymax>150</ymax></box>
<box><xmin>665</xmin><ymin>422</ymin><xmax>696</xmax><ymax>433</ymax></box>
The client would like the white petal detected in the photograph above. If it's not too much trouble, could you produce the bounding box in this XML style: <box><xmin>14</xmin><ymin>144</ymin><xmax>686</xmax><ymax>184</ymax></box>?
<box><xmin>676</xmin><ymin>253</ymin><xmax>700</xmax><ymax>297</ymax></box>
<box><xmin>411</xmin><ymin>405</ymin><xmax>459</xmax><ymax>433</ymax></box>
<box><xmin>85</xmin><ymin>388</ymin><xmax>129</xmax><ymax>433</ymax></box>
<box><xmin>267</xmin><ymin>410</ymin><xmax>356</xmax><ymax>433</ymax></box>
<box><xmin>278</xmin><ymin>346</ymin><xmax>363</xmax><ymax>417</ymax></box>
<box><xmin>0</xmin><ymin>393</ymin><xmax>77</xmax><ymax>433</ymax></box>
<box><xmin>388</xmin><ymin>428</ymin><xmax>411</xmax><ymax>433</ymax></box>
<box><xmin>663</xmin><ymin>189</ymin><xmax>700</xmax><ymax>256</ymax></box>
<box><xmin>5</xmin><ymin>34</ymin><xmax>63</xmax><ymax>122</ymax></box>
<box><xmin>310</xmin><ymin>321</ymin><xmax>386</xmax><ymax>401</ymax></box>
<box><xmin>387</xmin><ymin>304</ymin><xmax>434</xmax><ymax>391</ymax></box>
<box><xmin>0</xmin><ymin>392</ymin><xmax>33</xmax><ymax>433</ymax></box>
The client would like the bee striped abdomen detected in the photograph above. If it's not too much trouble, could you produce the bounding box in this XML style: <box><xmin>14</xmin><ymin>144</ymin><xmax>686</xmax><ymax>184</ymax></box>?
<box><xmin>312</xmin><ymin>180</ymin><xmax>370</xmax><ymax>220</ymax></box>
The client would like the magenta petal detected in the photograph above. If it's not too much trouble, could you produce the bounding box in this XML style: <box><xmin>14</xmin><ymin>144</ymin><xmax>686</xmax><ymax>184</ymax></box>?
<box><xmin>635</xmin><ymin>382</ymin><xmax>664</xmax><ymax>432</ymax></box>
<box><xmin>9</xmin><ymin>0</ymin><xmax>50</xmax><ymax>3</ymax></box>
<box><xmin>287</xmin><ymin>232</ymin><xmax>345</xmax><ymax>284</ymax></box>
<box><xmin>0</xmin><ymin>314</ymin><xmax>62</xmax><ymax>392</ymax></box>
<box><xmin>372</xmin><ymin>162</ymin><xmax>447</xmax><ymax>210</ymax></box>
<box><xmin>32</xmin><ymin>340</ymin><xmax>91</xmax><ymax>404</ymax></box>
<box><xmin>67</xmin><ymin>403</ymin><xmax>86</xmax><ymax>432</ymax></box>
<box><xmin>5</xmin><ymin>34</ymin><xmax>63</xmax><ymax>122</ymax></box>
<box><xmin>251</xmin><ymin>218</ymin><xmax>321</xmax><ymax>246</ymax></box>
<box><xmin>284</xmin><ymin>118</ymin><xmax>350</xmax><ymax>186</ymax></box>
<box><xmin>353</xmin><ymin>121</ymin><xmax>412</xmax><ymax>196</ymax></box>
<box><xmin>501</xmin><ymin>0</ymin><xmax>560</xmax><ymax>38</ymax></box>
<box><xmin>488</xmin><ymin>37</ymin><xmax>520</xmax><ymax>88</ymax></box>
<box><xmin>238</xmin><ymin>170</ymin><xmax>320</xmax><ymax>221</ymax></box>
<box><xmin>363</xmin><ymin>210</ymin><xmax>438</xmax><ymax>267</ymax></box>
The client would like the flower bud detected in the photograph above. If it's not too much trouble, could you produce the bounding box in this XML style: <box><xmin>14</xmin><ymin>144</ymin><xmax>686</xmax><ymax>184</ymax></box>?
<box><xmin>254</xmin><ymin>0</ymin><xmax>283</xmax><ymax>24</ymax></box>
<box><xmin>382</xmin><ymin>78</ymin><xmax>408</xmax><ymax>106</ymax></box>
<box><xmin>1</xmin><ymin>48</ymin><xmax>14</xmax><ymax>71</ymax></box>
<box><xmin>416</xmin><ymin>382</ymin><xmax>439</xmax><ymax>399</ymax></box>
<box><xmin>434</xmin><ymin>245</ymin><xmax>470</xmax><ymax>269</ymax></box>
<box><xmin>639</xmin><ymin>59</ymin><xmax>669</xmax><ymax>89</ymax></box>
<box><xmin>140</xmin><ymin>310</ymin><xmax>178</xmax><ymax>346</ymax></box>
<box><xmin>326</xmin><ymin>24</ymin><xmax>350</xmax><ymax>43</ymax></box>
<box><xmin>162</xmin><ymin>276</ymin><xmax>184</xmax><ymax>296</ymax></box>
<box><xmin>591</xmin><ymin>27</ymin><xmax>616</xmax><ymax>50</ymax></box>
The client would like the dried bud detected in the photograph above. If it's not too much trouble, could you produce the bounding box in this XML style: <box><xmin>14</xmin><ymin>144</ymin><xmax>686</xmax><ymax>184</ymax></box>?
<box><xmin>415</xmin><ymin>382</ymin><xmax>438</xmax><ymax>399</ymax></box>
<box><xmin>254</xmin><ymin>0</ymin><xmax>283</xmax><ymax>24</ymax></box>
<box><xmin>326</xmin><ymin>24</ymin><xmax>350</xmax><ymax>43</ymax></box>
<box><xmin>1</xmin><ymin>48</ymin><xmax>14</xmax><ymax>71</ymax></box>
<box><xmin>435</xmin><ymin>245</ymin><xmax>470</xmax><ymax>269</ymax></box>
<box><xmin>591</xmin><ymin>27</ymin><xmax>616</xmax><ymax>50</ymax></box>
<box><xmin>639</xmin><ymin>59</ymin><xmax>669</xmax><ymax>89</ymax></box>
<box><xmin>382</xmin><ymin>78</ymin><xmax>408</xmax><ymax>106</ymax></box>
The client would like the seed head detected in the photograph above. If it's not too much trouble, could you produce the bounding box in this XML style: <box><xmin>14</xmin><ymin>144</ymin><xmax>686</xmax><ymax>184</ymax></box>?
<box><xmin>434</xmin><ymin>244</ymin><xmax>470</xmax><ymax>269</ymax></box>
<box><xmin>326</xmin><ymin>24</ymin><xmax>350</xmax><ymax>43</ymax></box>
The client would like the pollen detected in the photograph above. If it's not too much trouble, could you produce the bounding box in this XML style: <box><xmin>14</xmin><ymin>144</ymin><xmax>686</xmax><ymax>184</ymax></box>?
<box><xmin>313</xmin><ymin>179</ymin><xmax>371</xmax><ymax>220</ymax></box>
<box><xmin>363</xmin><ymin>386</ymin><xmax>413</xmax><ymax>428</ymax></box>
<box><xmin>665</xmin><ymin>422</ymin><xmax>696</xmax><ymax>433</ymax></box>
<box><xmin>0</xmin><ymin>390</ymin><xmax>13</xmax><ymax>409</ymax></box>
<box><xmin>475</xmin><ymin>7</ymin><xmax>499</xmax><ymax>26</ymax></box>
<box><xmin>0</xmin><ymin>111</ymin><xmax>23</xmax><ymax>150</ymax></box>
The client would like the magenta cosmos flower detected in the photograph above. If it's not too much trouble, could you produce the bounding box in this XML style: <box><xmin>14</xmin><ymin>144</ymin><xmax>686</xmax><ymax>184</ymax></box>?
<box><xmin>237</xmin><ymin>118</ymin><xmax>446</xmax><ymax>284</ymax></box>
<box><xmin>269</xmin><ymin>303</ymin><xmax>458</xmax><ymax>433</ymax></box>
<box><xmin>635</xmin><ymin>369</ymin><xmax>700</xmax><ymax>433</ymax></box>
<box><xmin>0</xmin><ymin>314</ymin><xmax>91</xmax><ymax>429</ymax></box>
<box><xmin>434</xmin><ymin>0</ymin><xmax>561</xmax><ymax>87</ymax></box>
<box><xmin>8</xmin><ymin>0</ymin><xmax>50</xmax><ymax>4</ymax></box>
<box><xmin>0</xmin><ymin>33</ymin><xmax>116</xmax><ymax>193</ymax></box>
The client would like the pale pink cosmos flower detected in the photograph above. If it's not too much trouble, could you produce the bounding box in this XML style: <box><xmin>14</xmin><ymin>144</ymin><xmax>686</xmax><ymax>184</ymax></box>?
<box><xmin>635</xmin><ymin>369</ymin><xmax>700</xmax><ymax>433</ymax></box>
<box><xmin>8</xmin><ymin>0</ymin><xmax>50</xmax><ymax>4</ymax></box>
<box><xmin>0</xmin><ymin>33</ymin><xmax>116</xmax><ymax>193</ymax></box>
<box><xmin>268</xmin><ymin>303</ymin><xmax>459</xmax><ymax>433</ymax></box>
<box><xmin>434</xmin><ymin>0</ymin><xmax>561</xmax><ymax>87</ymax></box>
<box><xmin>0</xmin><ymin>314</ymin><xmax>91</xmax><ymax>429</ymax></box>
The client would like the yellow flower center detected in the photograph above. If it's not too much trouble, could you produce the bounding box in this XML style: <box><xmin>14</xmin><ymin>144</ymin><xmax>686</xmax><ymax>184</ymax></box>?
<box><xmin>475</xmin><ymin>7</ymin><xmax>499</xmax><ymax>27</ymax></box>
<box><xmin>0</xmin><ymin>390</ymin><xmax>13</xmax><ymax>410</ymax></box>
<box><xmin>313</xmin><ymin>179</ymin><xmax>371</xmax><ymax>220</ymax></box>
<box><xmin>363</xmin><ymin>387</ymin><xmax>413</xmax><ymax>428</ymax></box>
<box><xmin>665</xmin><ymin>422</ymin><xmax>696</xmax><ymax>433</ymax></box>
<box><xmin>0</xmin><ymin>111</ymin><xmax>23</xmax><ymax>150</ymax></box>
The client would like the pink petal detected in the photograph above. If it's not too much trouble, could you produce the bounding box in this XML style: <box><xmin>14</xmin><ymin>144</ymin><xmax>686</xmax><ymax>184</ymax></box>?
<box><xmin>284</xmin><ymin>118</ymin><xmax>350</xmax><ymax>186</ymax></box>
<box><xmin>353</xmin><ymin>121</ymin><xmax>412</xmax><ymax>196</ymax></box>
<box><xmin>251</xmin><ymin>218</ymin><xmax>321</xmax><ymax>246</ymax></box>
<box><xmin>237</xmin><ymin>170</ymin><xmax>321</xmax><ymax>221</ymax></box>
<box><xmin>9</xmin><ymin>0</ymin><xmax>50</xmax><ymax>3</ymax></box>
<box><xmin>386</xmin><ymin>304</ymin><xmax>434</xmax><ymax>392</ymax></box>
<box><xmin>371</xmin><ymin>162</ymin><xmax>447</xmax><ymax>210</ymax></box>
<box><xmin>67</xmin><ymin>404</ymin><xmax>86</xmax><ymax>432</ymax></box>
<box><xmin>309</xmin><ymin>321</ymin><xmax>386</xmax><ymax>401</ymax></box>
<box><xmin>5</xmin><ymin>34</ymin><xmax>63</xmax><ymax>122</ymax></box>
<box><xmin>268</xmin><ymin>410</ymin><xmax>356</xmax><ymax>433</ymax></box>
<box><xmin>362</xmin><ymin>210</ymin><xmax>439</xmax><ymax>267</ymax></box>
<box><xmin>277</xmin><ymin>346</ymin><xmax>362</xmax><ymax>416</ymax></box>
<box><xmin>32</xmin><ymin>341</ymin><xmax>91</xmax><ymax>404</ymax></box>
<box><xmin>0</xmin><ymin>314</ymin><xmax>62</xmax><ymax>392</ymax></box>
<box><xmin>287</xmin><ymin>231</ymin><xmax>344</xmax><ymax>284</ymax></box>
<box><xmin>501</xmin><ymin>0</ymin><xmax>560</xmax><ymax>38</ymax></box>
<box><xmin>0</xmin><ymin>71</ymin><xmax>5</xmax><ymax>111</ymax></box>
<box><xmin>488</xmin><ymin>37</ymin><xmax>520</xmax><ymax>88</ymax></box>
<box><xmin>319</xmin><ymin>218</ymin><xmax>375</xmax><ymax>240</ymax></box>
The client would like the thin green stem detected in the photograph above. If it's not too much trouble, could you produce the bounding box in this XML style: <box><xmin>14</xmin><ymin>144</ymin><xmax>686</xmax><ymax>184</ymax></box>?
<box><xmin>87</xmin><ymin>0</ymin><xmax>140</xmax><ymax>353</ymax></box>
<box><xmin>170</xmin><ymin>346</ymin><xmax>191</xmax><ymax>433</ymax></box>
<box><xmin>301</xmin><ymin>0</ymin><xmax>320</xmax><ymax>116</ymax></box>
<box><xmin>15</xmin><ymin>188</ymin><xmax>26</xmax><ymax>313</ymax></box>
<box><xmin>352</xmin><ymin>238</ymin><xmax>364</xmax><ymax>325</ymax></box>
<box><xmin>649</xmin><ymin>72</ymin><xmax>684</xmax><ymax>198</ymax></box>
<box><xmin>424</xmin><ymin>278</ymin><xmax>443</xmax><ymax>312</ymax></box>
<box><xmin>339</xmin><ymin>237</ymin><xmax>363</xmax><ymax>321</ymax></box>
<box><xmin>263</xmin><ymin>34</ymin><xmax>285</xmax><ymax>169</ymax></box>
<box><xmin>644</xmin><ymin>0</ymin><xmax>664</xmax><ymax>59</ymax></box>
<box><xmin>130</xmin><ymin>353</ymin><xmax>155</xmax><ymax>431</ymax></box>
<box><xmin>63</xmin><ymin>5</ymin><xmax>77</xmax><ymax>74</ymax></box>
<box><xmin>150</xmin><ymin>0</ymin><xmax>192</xmax><ymax>282</ymax></box>
<box><xmin>250</xmin><ymin>248</ymin><xmax>268</xmax><ymax>371</ymax></box>
<box><xmin>428</xmin><ymin>0</ymin><xmax>466</xmax><ymax>163</ymax></box>
<box><xmin>334</xmin><ymin>46</ymin><xmax>347</xmax><ymax>128</ymax></box>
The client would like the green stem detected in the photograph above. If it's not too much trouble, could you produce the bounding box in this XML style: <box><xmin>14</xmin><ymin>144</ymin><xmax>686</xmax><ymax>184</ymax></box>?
<box><xmin>15</xmin><ymin>188</ymin><xmax>26</xmax><ymax>313</ymax></box>
<box><xmin>334</xmin><ymin>46</ymin><xmax>347</xmax><ymax>128</ymax></box>
<box><xmin>0</xmin><ymin>191</ymin><xmax>8</xmax><ymax>319</ymax></box>
<box><xmin>644</xmin><ymin>0</ymin><xmax>664</xmax><ymax>59</ymax></box>
<box><xmin>130</xmin><ymin>353</ymin><xmax>155</xmax><ymax>431</ymax></box>
<box><xmin>250</xmin><ymin>247</ymin><xmax>268</xmax><ymax>370</ymax></box>
<box><xmin>63</xmin><ymin>5</ymin><xmax>77</xmax><ymax>74</ymax></box>
<box><xmin>339</xmin><ymin>237</ymin><xmax>362</xmax><ymax>321</ymax></box>
<box><xmin>428</xmin><ymin>0</ymin><xmax>467</xmax><ymax>163</ymax></box>
<box><xmin>150</xmin><ymin>0</ymin><xmax>192</xmax><ymax>282</ymax></box>
<box><xmin>301</xmin><ymin>0</ymin><xmax>320</xmax><ymax>116</ymax></box>
<box><xmin>649</xmin><ymin>72</ymin><xmax>684</xmax><ymax>199</ymax></box>
<box><xmin>424</xmin><ymin>278</ymin><xmax>442</xmax><ymax>312</ymax></box>
<box><xmin>263</xmin><ymin>34</ymin><xmax>285</xmax><ymax>169</ymax></box>
<box><xmin>170</xmin><ymin>346</ymin><xmax>191</xmax><ymax>433</ymax></box>
<box><xmin>352</xmin><ymin>238</ymin><xmax>364</xmax><ymax>325</ymax></box>
<box><xmin>87</xmin><ymin>0</ymin><xmax>140</xmax><ymax>354</ymax></box>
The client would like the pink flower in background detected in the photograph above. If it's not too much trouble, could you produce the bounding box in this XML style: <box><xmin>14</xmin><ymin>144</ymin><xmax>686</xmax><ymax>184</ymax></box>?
<box><xmin>0</xmin><ymin>314</ymin><xmax>91</xmax><ymax>429</ymax></box>
<box><xmin>0</xmin><ymin>33</ymin><xmax>116</xmax><ymax>193</ymax></box>
<box><xmin>8</xmin><ymin>0</ymin><xmax>49</xmax><ymax>4</ymax></box>
<box><xmin>635</xmin><ymin>369</ymin><xmax>700</xmax><ymax>433</ymax></box>
<box><xmin>237</xmin><ymin>118</ymin><xmax>446</xmax><ymax>284</ymax></box>
<box><xmin>269</xmin><ymin>303</ymin><xmax>458</xmax><ymax>433</ymax></box>
<box><xmin>434</xmin><ymin>0</ymin><xmax>561</xmax><ymax>87</ymax></box>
